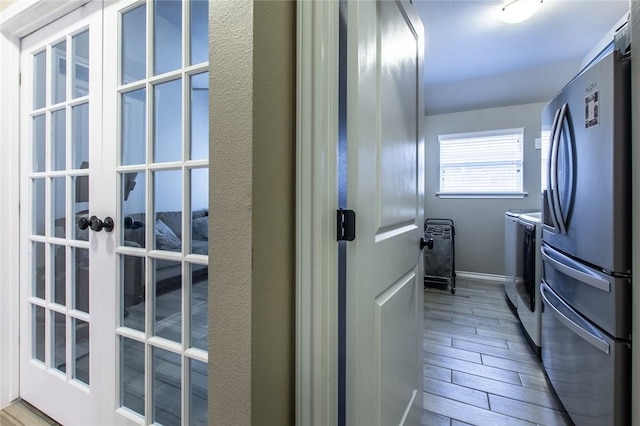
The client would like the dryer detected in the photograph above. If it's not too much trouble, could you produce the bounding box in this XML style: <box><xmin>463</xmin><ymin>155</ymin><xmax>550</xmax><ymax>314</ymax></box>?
<box><xmin>516</xmin><ymin>212</ymin><xmax>542</xmax><ymax>355</ymax></box>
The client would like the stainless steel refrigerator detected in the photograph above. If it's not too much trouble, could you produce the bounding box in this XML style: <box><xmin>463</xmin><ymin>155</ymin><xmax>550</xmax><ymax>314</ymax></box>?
<box><xmin>540</xmin><ymin>31</ymin><xmax>631</xmax><ymax>426</ymax></box>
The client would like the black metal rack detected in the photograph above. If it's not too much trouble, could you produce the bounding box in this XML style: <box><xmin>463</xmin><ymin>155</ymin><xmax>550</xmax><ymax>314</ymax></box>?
<box><xmin>423</xmin><ymin>218</ymin><xmax>456</xmax><ymax>294</ymax></box>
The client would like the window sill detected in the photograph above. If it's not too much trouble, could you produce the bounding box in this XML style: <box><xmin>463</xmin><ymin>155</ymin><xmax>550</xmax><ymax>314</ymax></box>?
<box><xmin>436</xmin><ymin>192</ymin><xmax>528</xmax><ymax>199</ymax></box>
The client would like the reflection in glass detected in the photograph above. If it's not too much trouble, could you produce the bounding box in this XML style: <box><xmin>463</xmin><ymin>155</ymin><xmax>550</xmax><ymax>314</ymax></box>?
<box><xmin>72</xmin><ymin>31</ymin><xmax>89</xmax><ymax>98</ymax></box>
<box><xmin>33</xmin><ymin>305</ymin><xmax>45</xmax><ymax>362</ymax></box>
<box><xmin>122</xmin><ymin>5</ymin><xmax>146</xmax><ymax>84</ymax></box>
<box><xmin>190</xmin><ymin>264</ymin><xmax>208</xmax><ymax>351</ymax></box>
<box><xmin>153</xmin><ymin>347</ymin><xmax>181</xmax><ymax>426</ymax></box>
<box><xmin>190</xmin><ymin>358</ymin><xmax>208</xmax><ymax>426</ymax></box>
<box><xmin>191</xmin><ymin>168</ymin><xmax>208</xmax><ymax>254</ymax></box>
<box><xmin>154</xmin><ymin>0</ymin><xmax>182</xmax><ymax>75</ymax></box>
<box><xmin>33</xmin><ymin>242</ymin><xmax>45</xmax><ymax>299</ymax></box>
<box><xmin>122</xmin><ymin>172</ymin><xmax>146</xmax><ymax>248</ymax></box>
<box><xmin>122</xmin><ymin>255</ymin><xmax>145</xmax><ymax>331</ymax></box>
<box><xmin>52</xmin><ymin>244</ymin><xmax>66</xmax><ymax>306</ymax></box>
<box><xmin>154</xmin><ymin>78</ymin><xmax>182</xmax><ymax>163</ymax></box>
<box><xmin>73</xmin><ymin>318</ymin><xmax>90</xmax><ymax>385</ymax></box>
<box><xmin>190</xmin><ymin>73</ymin><xmax>209</xmax><ymax>160</ymax></box>
<box><xmin>72</xmin><ymin>103</ymin><xmax>89</xmax><ymax>169</ymax></box>
<box><xmin>53</xmin><ymin>311</ymin><xmax>66</xmax><ymax>373</ymax></box>
<box><xmin>53</xmin><ymin>177</ymin><xmax>66</xmax><ymax>238</ymax></box>
<box><xmin>52</xmin><ymin>41</ymin><xmax>67</xmax><ymax>104</ymax></box>
<box><xmin>73</xmin><ymin>175</ymin><xmax>89</xmax><ymax>241</ymax></box>
<box><xmin>33</xmin><ymin>114</ymin><xmax>46</xmax><ymax>172</ymax></box>
<box><xmin>122</xmin><ymin>89</ymin><xmax>146</xmax><ymax>165</ymax></box>
<box><xmin>154</xmin><ymin>170</ymin><xmax>182</xmax><ymax>252</ymax></box>
<box><xmin>34</xmin><ymin>51</ymin><xmax>46</xmax><ymax>109</ymax></box>
<box><xmin>74</xmin><ymin>248</ymin><xmax>89</xmax><ymax>313</ymax></box>
<box><xmin>52</xmin><ymin>109</ymin><xmax>66</xmax><ymax>171</ymax></box>
<box><xmin>33</xmin><ymin>178</ymin><xmax>45</xmax><ymax>236</ymax></box>
<box><xmin>121</xmin><ymin>337</ymin><xmax>145</xmax><ymax>417</ymax></box>
<box><xmin>154</xmin><ymin>259</ymin><xmax>181</xmax><ymax>343</ymax></box>
<box><xmin>190</xmin><ymin>0</ymin><xmax>208</xmax><ymax>65</ymax></box>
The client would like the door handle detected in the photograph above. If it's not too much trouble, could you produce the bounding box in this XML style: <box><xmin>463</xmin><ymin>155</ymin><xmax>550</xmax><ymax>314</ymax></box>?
<box><xmin>420</xmin><ymin>237</ymin><xmax>434</xmax><ymax>250</ymax></box>
<box><xmin>83</xmin><ymin>215</ymin><xmax>115</xmax><ymax>233</ymax></box>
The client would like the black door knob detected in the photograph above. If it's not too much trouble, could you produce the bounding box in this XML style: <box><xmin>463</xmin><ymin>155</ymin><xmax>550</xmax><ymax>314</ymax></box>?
<box><xmin>89</xmin><ymin>216</ymin><xmax>103</xmax><ymax>232</ymax></box>
<box><xmin>88</xmin><ymin>216</ymin><xmax>115</xmax><ymax>233</ymax></box>
<box><xmin>420</xmin><ymin>237</ymin><xmax>434</xmax><ymax>250</ymax></box>
<box><xmin>103</xmin><ymin>216</ymin><xmax>115</xmax><ymax>233</ymax></box>
<box><xmin>77</xmin><ymin>217</ymin><xmax>90</xmax><ymax>230</ymax></box>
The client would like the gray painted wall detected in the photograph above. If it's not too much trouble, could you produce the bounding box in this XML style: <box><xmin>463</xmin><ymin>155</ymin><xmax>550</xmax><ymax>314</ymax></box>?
<box><xmin>424</xmin><ymin>102</ymin><xmax>547</xmax><ymax>276</ymax></box>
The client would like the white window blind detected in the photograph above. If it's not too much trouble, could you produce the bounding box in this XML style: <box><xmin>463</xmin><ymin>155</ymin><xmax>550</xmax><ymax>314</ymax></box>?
<box><xmin>438</xmin><ymin>128</ymin><xmax>524</xmax><ymax>197</ymax></box>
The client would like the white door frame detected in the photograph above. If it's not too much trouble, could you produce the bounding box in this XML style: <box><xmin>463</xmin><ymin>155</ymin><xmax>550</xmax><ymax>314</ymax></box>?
<box><xmin>295</xmin><ymin>1</ymin><xmax>340</xmax><ymax>425</ymax></box>
<box><xmin>0</xmin><ymin>0</ymin><xmax>91</xmax><ymax>409</ymax></box>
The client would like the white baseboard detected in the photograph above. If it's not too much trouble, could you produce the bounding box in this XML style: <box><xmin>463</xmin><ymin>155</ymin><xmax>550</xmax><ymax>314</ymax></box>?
<box><xmin>455</xmin><ymin>271</ymin><xmax>507</xmax><ymax>283</ymax></box>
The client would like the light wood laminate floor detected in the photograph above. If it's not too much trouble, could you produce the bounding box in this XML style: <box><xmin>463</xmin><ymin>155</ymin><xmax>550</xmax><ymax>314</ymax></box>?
<box><xmin>422</xmin><ymin>278</ymin><xmax>574</xmax><ymax>426</ymax></box>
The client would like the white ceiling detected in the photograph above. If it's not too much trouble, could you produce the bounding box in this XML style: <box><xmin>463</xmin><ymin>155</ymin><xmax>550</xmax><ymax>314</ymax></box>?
<box><xmin>415</xmin><ymin>0</ymin><xmax>629</xmax><ymax>115</ymax></box>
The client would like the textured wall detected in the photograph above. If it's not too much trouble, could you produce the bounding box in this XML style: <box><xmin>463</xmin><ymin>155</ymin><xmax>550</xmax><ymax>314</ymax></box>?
<box><xmin>424</xmin><ymin>102</ymin><xmax>547</xmax><ymax>276</ymax></box>
<box><xmin>209</xmin><ymin>1</ymin><xmax>295</xmax><ymax>424</ymax></box>
<box><xmin>251</xmin><ymin>1</ymin><xmax>295</xmax><ymax>424</ymax></box>
<box><xmin>209</xmin><ymin>0</ymin><xmax>254</xmax><ymax>424</ymax></box>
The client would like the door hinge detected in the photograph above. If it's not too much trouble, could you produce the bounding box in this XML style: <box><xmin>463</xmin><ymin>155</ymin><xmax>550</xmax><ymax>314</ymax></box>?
<box><xmin>336</xmin><ymin>209</ymin><xmax>356</xmax><ymax>241</ymax></box>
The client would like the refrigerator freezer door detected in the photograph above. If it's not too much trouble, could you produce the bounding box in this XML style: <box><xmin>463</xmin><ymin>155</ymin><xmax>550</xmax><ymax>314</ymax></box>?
<box><xmin>540</xmin><ymin>282</ymin><xmax>630</xmax><ymax>426</ymax></box>
<box><xmin>541</xmin><ymin>244</ymin><xmax>631</xmax><ymax>339</ymax></box>
<box><xmin>541</xmin><ymin>50</ymin><xmax>631</xmax><ymax>274</ymax></box>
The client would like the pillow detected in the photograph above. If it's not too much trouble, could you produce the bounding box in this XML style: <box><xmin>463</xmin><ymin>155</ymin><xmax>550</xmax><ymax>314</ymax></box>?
<box><xmin>192</xmin><ymin>216</ymin><xmax>209</xmax><ymax>241</ymax></box>
<box><xmin>156</xmin><ymin>219</ymin><xmax>181</xmax><ymax>250</ymax></box>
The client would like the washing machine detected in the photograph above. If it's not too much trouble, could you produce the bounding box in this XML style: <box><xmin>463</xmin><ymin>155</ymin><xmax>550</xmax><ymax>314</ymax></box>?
<box><xmin>516</xmin><ymin>212</ymin><xmax>542</xmax><ymax>355</ymax></box>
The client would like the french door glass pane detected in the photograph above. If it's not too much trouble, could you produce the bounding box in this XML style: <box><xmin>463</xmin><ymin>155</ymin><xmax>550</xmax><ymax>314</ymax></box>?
<box><xmin>52</xmin><ymin>177</ymin><xmax>66</xmax><ymax>238</ymax></box>
<box><xmin>122</xmin><ymin>5</ymin><xmax>146</xmax><ymax>84</ymax></box>
<box><xmin>153</xmin><ymin>347</ymin><xmax>181</xmax><ymax>426</ymax></box>
<box><xmin>52</xmin><ymin>41</ymin><xmax>67</xmax><ymax>104</ymax></box>
<box><xmin>52</xmin><ymin>244</ymin><xmax>66</xmax><ymax>305</ymax></box>
<box><xmin>154</xmin><ymin>259</ymin><xmax>181</xmax><ymax>343</ymax></box>
<box><xmin>154</xmin><ymin>170</ymin><xmax>182</xmax><ymax>252</ymax></box>
<box><xmin>51</xmin><ymin>109</ymin><xmax>66</xmax><ymax>171</ymax></box>
<box><xmin>190</xmin><ymin>358</ymin><xmax>208</xmax><ymax>425</ymax></box>
<box><xmin>73</xmin><ymin>247</ymin><xmax>89</xmax><ymax>313</ymax></box>
<box><xmin>190</xmin><ymin>72</ymin><xmax>208</xmax><ymax>160</ymax></box>
<box><xmin>33</xmin><ymin>178</ymin><xmax>46</xmax><ymax>235</ymax></box>
<box><xmin>72</xmin><ymin>175</ymin><xmax>89</xmax><ymax>241</ymax></box>
<box><xmin>72</xmin><ymin>103</ymin><xmax>89</xmax><ymax>169</ymax></box>
<box><xmin>190</xmin><ymin>265</ymin><xmax>207</xmax><ymax>351</ymax></box>
<box><xmin>73</xmin><ymin>318</ymin><xmax>90</xmax><ymax>385</ymax></box>
<box><xmin>33</xmin><ymin>242</ymin><xmax>46</xmax><ymax>299</ymax></box>
<box><xmin>153</xmin><ymin>0</ymin><xmax>182</xmax><ymax>75</ymax></box>
<box><xmin>122</xmin><ymin>89</ymin><xmax>147</xmax><ymax>166</ymax></box>
<box><xmin>33</xmin><ymin>114</ymin><xmax>46</xmax><ymax>172</ymax></box>
<box><xmin>153</xmin><ymin>78</ymin><xmax>182</xmax><ymax>163</ymax></box>
<box><xmin>122</xmin><ymin>254</ymin><xmax>145</xmax><ymax>331</ymax></box>
<box><xmin>33</xmin><ymin>305</ymin><xmax>45</xmax><ymax>362</ymax></box>
<box><xmin>34</xmin><ymin>51</ymin><xmax>46</xmax><ymax>109</ymax></box>
<box><xmin>122</xmin><ymin>171</ymin><xmax>146</xmax><ymax>247</ymax></box>
<box><xmin>190</xmin><ymin>168</ymin><xmax>208</xmax><ymax>254</ymax></box>
<box><xmin>53</xmin><ymin>311</ymin><xmax>66</xmax><ymax>373</ymax></box>
<box><xmin>190</xmin><ymin>0</ymin><xmax>208</xmax><ymax>65</ymax></box>
<box><xmin>72</xmin><ymin>31</ymin><xmax>89</xmax><ymax>98</ymax></box>
<box><xmin>121</xmin><ymin>337</ymin><xmax>145</xmax><ymax>417</ymax></box>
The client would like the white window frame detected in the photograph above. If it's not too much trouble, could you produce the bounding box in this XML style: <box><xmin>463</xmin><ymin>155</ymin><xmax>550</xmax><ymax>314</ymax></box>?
<box><xmin>436</xmin><ymin>127</ymin><xmax>527</xmax><ymax>199</ymax></box>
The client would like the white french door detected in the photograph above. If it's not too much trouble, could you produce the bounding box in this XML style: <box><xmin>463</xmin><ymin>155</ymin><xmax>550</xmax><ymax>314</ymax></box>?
<box><xmin>19</xmin><ymin>1</ymin><xmax>209</xmax><ymax>425</ymax></box>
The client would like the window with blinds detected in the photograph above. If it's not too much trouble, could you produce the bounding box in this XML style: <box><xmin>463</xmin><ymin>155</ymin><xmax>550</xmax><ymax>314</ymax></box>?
<box><xmin>438</xmin><ymin>128</ymin><xmax>525</xmax><ymax>198</ymax></box>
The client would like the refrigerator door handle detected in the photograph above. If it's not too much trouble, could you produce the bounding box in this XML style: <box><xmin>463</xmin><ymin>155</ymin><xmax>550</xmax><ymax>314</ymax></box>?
<box><xmin>550</xmin><ymin>103</ymin><xmax>569</xmax><ymax>234</ymax></box>
<box><xmin>546</xmin><ymin>108</ymin><xmax>562</xmax><ymax>232</ymax></box>
<box><xmin>541</xmin><ymin>245</ymin><xmax>610</xmax><ymax>292</ymax></box>
<box><xmin>540</xmin><ymin>281</ymin><xmax>610</xmax><ymax>354</ymax></box>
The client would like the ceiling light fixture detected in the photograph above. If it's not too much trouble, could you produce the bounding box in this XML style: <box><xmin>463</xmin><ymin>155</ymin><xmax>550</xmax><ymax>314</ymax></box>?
<box><xmin>500</xmin><ymin>0</ymin><xmax>543</xmax><ymax>24</ymax></box>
